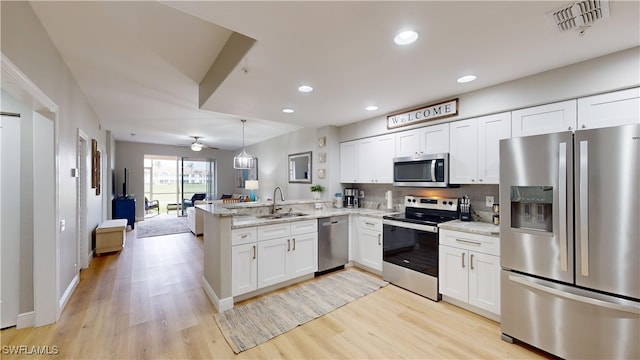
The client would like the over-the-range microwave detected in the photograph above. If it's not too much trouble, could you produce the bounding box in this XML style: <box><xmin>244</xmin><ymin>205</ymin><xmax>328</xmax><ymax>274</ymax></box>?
<box><xmin>393</xmin><ymin>153</ymin><xmax>453</xmax><ymax>188</ymax></box>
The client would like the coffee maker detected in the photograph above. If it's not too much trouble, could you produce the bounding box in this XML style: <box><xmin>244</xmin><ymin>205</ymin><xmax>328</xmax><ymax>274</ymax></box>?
<box><xmin>343</xmin><ymin>187</ymin><xmax>359</xmax><ymax>208</ymax></box>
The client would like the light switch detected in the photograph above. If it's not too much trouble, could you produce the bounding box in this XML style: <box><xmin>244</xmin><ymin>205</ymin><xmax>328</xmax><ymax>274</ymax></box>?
<box><xmin>60</xmin><ymin>219</ymin><xmax>66</xmax><ymax>232</ymax></box>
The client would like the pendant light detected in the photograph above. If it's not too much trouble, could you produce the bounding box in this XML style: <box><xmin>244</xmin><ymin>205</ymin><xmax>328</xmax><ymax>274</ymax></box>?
<box><xmin>233</xmin><ymin>119</ymin><xmax>254</xmax><ymax>169</ymax></box>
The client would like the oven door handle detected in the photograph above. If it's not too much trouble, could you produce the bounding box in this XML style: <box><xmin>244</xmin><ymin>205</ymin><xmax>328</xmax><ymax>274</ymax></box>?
<box><xmin>382</xmin><ymin>219</ymin><xmax>438</xmax><ymax>233</ymax></box>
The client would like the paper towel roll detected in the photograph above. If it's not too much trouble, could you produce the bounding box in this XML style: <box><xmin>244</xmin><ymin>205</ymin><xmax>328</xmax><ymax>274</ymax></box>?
<box><xmin>385</xmin><ymin>190</ymin><xmax>393</xmax><ymax>210</ymax></box>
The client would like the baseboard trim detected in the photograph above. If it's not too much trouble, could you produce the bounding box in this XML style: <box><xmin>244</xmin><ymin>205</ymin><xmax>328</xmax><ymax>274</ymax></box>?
<box><xmin>441</xmin><ymin>295</ymin><xmax>500</xmax><ymax>323</ymax></box>
<box><xmin>59</xmin><ymin>274</ymin><xmax>79</xmax><ymax>314</ymax></box>
<box><xmin>202</xmin><ymin>276</ymin><xmax>233</xmax><ymax>312</ymax></box>
<box><xmin>16</xmin><ymin>311</ymin><xmax>34</xmax><ymax>329</ymax></box>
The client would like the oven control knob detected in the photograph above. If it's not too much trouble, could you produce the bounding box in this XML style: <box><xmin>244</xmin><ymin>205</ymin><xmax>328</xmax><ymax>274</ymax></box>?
<box><xmin>448</xmin><ymin>201</ymin><xmax>453</xmax><ymax>205</ymax></box>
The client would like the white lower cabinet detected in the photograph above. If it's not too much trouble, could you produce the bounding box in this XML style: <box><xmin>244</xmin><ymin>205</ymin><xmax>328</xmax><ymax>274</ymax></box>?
<box><xmin>232</xmin><ymin>220</ymin><xmax>318</xmax><ymax>296</ymax></box>
<box><xmin>231</xmin><ymin>242</ymin><xmax>257</xmax><ymax>296</ymax></box>
<box><xmin>257</xmin><ymin>237</ymin><xmax>291</xmax><ymax>287</ymax></box>
<box><xmin>439</xmin><ymin>229</ymin><xmax>500</xmax><ymax>318</ymax></box>
<box><xmin>357</xmin><ymin>217</ymin><xmax>382</xmax><ymax>272</ymax></box>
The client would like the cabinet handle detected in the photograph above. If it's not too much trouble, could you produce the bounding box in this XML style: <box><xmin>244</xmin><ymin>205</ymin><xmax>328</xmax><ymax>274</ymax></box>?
<box><xmin>378</xmin><ymin>234</ymin><xmax>381</xmax><ymax>246</ymax></box>
<box><xmin>287</xmin><ymin>239</ymin><xmax>291</xmax><ymax>252</ymax></box>
<box><xmin>252</xmin><ymin>245</ymin><xmax>256</xmax><ymax>260</ymax></box>
<box><xmin>292</xmin><ymin>238</ymin><xmax>296</xmax><ymax>251</ymax></box>
<box><xmin>478</xmin><ymin>179</ymin><xmax>483</xmax><ymax>182</ymax></box>
<box><xmin>462</xmin><ymin>252</ymin><xmax>466</xmax><ymax>268</ymax></box>
<box><xmin>581</xmin><ymin>124</ymin><xmax>586</xmax><ymax>129</ymax></box>
<box><xmin>470</xmin><ymin>254</ymin><xmax>474</xmax><ymax>270</ymax></box>
<box><xmin>241</xmin><ymin>234</ymin><xmax>248</xmax><ymax>238</ymax></box>
<box><xmin>455</xmin><ymin>238</ymin><xmax>481</xmax><ymax>246</ymax></box>
<box><xmin>365</xmin><ymin>222</ymin><xmax>375</xmax><ymax>226</ymax></box>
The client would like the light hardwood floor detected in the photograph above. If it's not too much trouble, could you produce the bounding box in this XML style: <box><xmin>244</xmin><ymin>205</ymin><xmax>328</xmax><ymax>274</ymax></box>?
<box><xmin>1</xmin><ymin>228</ymin><xmax>550</xmax><ymax>359</ymax></box>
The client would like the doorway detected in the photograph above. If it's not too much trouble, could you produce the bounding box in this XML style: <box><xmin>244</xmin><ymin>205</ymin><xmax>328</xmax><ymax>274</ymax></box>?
<box><xmin>77</xmin><ymin>131</ymin><xmax>89</xmax><ymax>269</ymax></box>
<box><xmin>179</xmin><ymin>157</ymin><xmax>214</xmax><ymax>217</ymax></box>
<box><xmin>143</xmin><ymin>155</ymin><xmax>215</xmax><ymax>218</ymax></box>
<box><xmin>1</xmin><ymin>112</ymin><xmax>21</xmax><ymax>329</ymax></box>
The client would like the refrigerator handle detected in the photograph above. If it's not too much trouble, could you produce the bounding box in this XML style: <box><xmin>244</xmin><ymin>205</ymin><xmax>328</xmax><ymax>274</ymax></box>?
<box><xmin>579</xmin><ymin>140</ymin><xmax>590</xmax><ymax>276</ymax></box>
<box><xmin>508</xmin><ymin>274</ymin><xmax>640</xmax><ymax>315</ymax></box>
<box><xmin>558</xmin><ymin>142</ymin><xmax>568</xmax><ymax>272</ymax></box>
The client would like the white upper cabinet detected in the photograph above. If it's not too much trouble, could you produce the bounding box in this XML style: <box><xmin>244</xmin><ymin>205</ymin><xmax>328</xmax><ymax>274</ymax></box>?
<box><xmin>477</xmin><ymin>113</ymin><xmax>512</xmax><ymax>184</ymax></box>
<box><xmin>450</xmin><ymin>112</ymin><xmax>510</xmax><ymax>184</ymax></box>
<box><xmin>578</xmin><ymin>87</ymin><xmax>640</xmax><ymax>130</ymax></box>
<box><xmin>395</xmin><ymin>129</ymin><xmax>420</xmax><ymax>157</ymax></box>
<box><xmin>449</xmin><ymin>119</ymin><xmax>478</xmax><ymax>184</ymax></box>
<box><xmin>339</xmin><ymin>141</ymin><xmax>358</xmax><ymax>183</ymax></box>
<box><xmin>395</xmin><ymin>123</ymin><xmax>450</xmax><ymax>157</ymax></box>
<box><xmin>511</xmin><ymin>100</ymin><xmax>577</xmax><ymax>137</ymax></box>
<box><xmin>358</xmin><ymin>134</ymin><xmax>395</xmax><ymax>183</ymax></box>
<box><xmin>340</xmin><ymin>134</ymin><xmax>395</xmax><ymax>184</ymax></box>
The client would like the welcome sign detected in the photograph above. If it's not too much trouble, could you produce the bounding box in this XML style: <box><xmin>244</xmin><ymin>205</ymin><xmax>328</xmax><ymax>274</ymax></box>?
<box><xmin>387</xmin><ymin>98</ymin><xmax>458</xmax><ymax>129</ymax></box>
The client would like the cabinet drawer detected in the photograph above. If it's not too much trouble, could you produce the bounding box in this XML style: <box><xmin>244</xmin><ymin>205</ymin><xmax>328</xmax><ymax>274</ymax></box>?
<box><xmin>232</xmin><ymin>227</ymin><xmax>257</xmax><ymax>246</ymax></box>
<box><xmin>291</xmin><ymin>219</ymin><xmax>317</xmax><ymax>235</ymax></box>
<box><xmin>439</xmin><ymin>229</ymin><xmax>499</xmax><ymax>256</ymax></box>
<box><xmin>358</xmin><ymin>217</ymin><xmax>382</xmax><ymax>231</ymax></box>
<box><xmin>258</xmin><ymin>223</ymin><xmax>290</xmax><ymax>241</ymax></box>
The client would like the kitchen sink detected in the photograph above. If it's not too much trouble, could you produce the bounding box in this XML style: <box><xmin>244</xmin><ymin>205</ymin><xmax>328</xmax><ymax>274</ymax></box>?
<box><xmin>256</xmin><ymin>212</ymin><xmax>308</xmax><ymax>219</ymax></box>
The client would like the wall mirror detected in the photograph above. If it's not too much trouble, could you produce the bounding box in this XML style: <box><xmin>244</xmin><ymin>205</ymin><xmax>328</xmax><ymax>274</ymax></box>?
<box><xmin>288</xmin><ymin>151</ymin><xmax>312</xmax><ymax>183</ymax></box>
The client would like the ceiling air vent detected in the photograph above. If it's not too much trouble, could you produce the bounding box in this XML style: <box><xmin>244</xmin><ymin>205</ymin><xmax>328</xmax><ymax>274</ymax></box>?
<box><xmin>547</xmin><ymin>0</ymin><xmax>610</xmax><ymax>32</ymax></box>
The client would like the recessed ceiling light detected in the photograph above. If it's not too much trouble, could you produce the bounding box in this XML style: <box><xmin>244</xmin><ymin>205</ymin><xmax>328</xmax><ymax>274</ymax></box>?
<box><xmin>282</xmin><ymin>108</ymin><xmax>295</xmax><ymax>113</ymax></box>
<box><xmin>394</xmin><ymin>30</ymin><xmax>418</xmax><ymax>45</ymax></box>
<box><xmin>298</xmin><ymin>85</ymin><xmax>313</xmax><ymax>93</ymax></box>
<box><xmin>457</xmin><ymin>75</ymin><xmax>477</xmax><ymax>83</ymax></box>
<box><xmin>365</xmin><ymin>105</ymin><xmax>378</xmax><ymax>111</ymax></box>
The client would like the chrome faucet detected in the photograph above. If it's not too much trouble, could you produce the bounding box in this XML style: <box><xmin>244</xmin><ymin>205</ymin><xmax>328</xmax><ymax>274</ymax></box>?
<box><xmin>272</xmin><ymin>186</ymin><xmax>285</xmax><ymax>214</ymax></box>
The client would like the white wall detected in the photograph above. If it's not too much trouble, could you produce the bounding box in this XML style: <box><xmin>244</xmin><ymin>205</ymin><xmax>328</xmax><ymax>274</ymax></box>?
<box><xmin>114</xmin><ymin>141</ymin><xmax>237</xmax><ymax>219</ymax></box>
<box><xmin>339</xmin><ymin>47</ymin><xmax>640</xmax><ymax>142</ymax></box>
<box><xmin>1</xmin><ymin>1</ymin><xmax>105</xmax><ymax>314</ymax></box>
<box><xmin>243</xmin><ymin>127</ymin><xmax>322</xmax><ymax>201</ymax></box>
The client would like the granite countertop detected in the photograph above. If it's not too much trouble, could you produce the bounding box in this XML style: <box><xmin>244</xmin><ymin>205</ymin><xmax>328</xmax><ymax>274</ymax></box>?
<box><xmin>231</xmin><ymin>208</ymin><xmax>399</xmax><ymax>229</ymax></box>
<box><xmin>195</xmin><ymin>203</ymin><xmax>236</xmax><ymax>216</ymax></box>
<box><xmin>438</xmin><ymin>219</ymin><xmax>500</xmax><ymax>237</ymax></box>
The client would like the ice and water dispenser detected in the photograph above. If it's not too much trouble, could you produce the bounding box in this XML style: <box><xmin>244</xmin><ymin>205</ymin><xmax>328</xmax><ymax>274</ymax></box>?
<box><xmin>510</xmin><ymin>186</ymin><xmax>553</xmax><ymax>232</ymax></box>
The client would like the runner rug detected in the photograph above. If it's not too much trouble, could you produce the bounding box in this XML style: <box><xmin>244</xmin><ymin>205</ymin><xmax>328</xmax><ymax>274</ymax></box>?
<box><xmin>214</xmin><ymin>269</ymin><xmax>388</xmax><ymax>353</ymax></box>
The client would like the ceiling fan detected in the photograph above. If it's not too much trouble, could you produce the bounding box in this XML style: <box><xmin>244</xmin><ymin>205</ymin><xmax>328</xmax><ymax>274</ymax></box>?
<box><xmin>182</xmin><ymin>136</ymin><xmax>217</xmax><ymax>152</ymax></box>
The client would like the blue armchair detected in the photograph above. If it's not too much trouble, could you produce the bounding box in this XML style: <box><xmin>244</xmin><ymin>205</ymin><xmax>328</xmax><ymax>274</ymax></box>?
<box><xmin>182</xmin><ymin>193</ymin><xmax>207</xmax><ymax>211</ymax></box>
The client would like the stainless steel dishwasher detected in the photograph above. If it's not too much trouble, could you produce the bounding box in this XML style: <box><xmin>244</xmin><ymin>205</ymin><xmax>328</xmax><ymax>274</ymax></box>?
<box><xmin>317</xmin><ymin>215</ymin><xmax>349</xmax><ymax>274</ymax></box>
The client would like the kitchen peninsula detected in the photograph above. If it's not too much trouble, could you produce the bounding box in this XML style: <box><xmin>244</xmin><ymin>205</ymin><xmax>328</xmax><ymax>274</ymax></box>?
<box><xmin>198</xmin><ymin>201</ymin><xmax>392</xmax><ymax>312</ymax></box>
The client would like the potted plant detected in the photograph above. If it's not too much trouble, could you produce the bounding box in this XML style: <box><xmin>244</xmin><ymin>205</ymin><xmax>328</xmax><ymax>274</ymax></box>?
<box><xmin>310</xmin><ymin>184</ymin><xmax>325</xmax><ymax>200</ymax></box>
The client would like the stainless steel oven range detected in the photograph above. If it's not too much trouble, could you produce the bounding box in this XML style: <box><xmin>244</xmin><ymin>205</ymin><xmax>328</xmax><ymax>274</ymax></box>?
<box><xmin>382</xmin><ymin>196</ymin><xmax>458</xmax><ymax>301</ymax></box>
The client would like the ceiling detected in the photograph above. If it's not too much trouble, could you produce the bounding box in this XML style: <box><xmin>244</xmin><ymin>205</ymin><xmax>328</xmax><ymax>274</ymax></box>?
<box><xmin>29</xmin><ymin>1</ymin><xmax>640</xmax><ymax>151</ymax></box>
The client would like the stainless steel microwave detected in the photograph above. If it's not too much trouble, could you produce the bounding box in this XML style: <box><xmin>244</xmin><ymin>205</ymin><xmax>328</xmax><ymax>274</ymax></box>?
<box><xmin>393</xmin><ymin>153</ymin><xmax>450</xmax><ymax>188</ymax></box>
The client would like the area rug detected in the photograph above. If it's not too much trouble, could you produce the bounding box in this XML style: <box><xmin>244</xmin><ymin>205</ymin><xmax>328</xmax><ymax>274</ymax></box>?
<box><xmin>136</xmin><ymin>216</ymin><xmax>189</xmax><ymax>238</ymax></box>
<box><xmin>214</xmin><ymin>269</ymin><xmax>388</xmax><ymax>353</ymax></box>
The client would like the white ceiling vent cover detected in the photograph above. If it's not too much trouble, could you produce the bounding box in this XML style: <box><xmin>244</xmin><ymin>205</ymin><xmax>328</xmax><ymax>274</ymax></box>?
<box><xmin>547</xmin><ymin>0</ymin><xmax>610</xmax><ymax>32</ymax></box>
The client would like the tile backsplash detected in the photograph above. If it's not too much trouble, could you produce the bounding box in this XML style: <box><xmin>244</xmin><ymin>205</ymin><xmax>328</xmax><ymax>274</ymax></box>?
<box><xmin>343</xmin><ymin>183</ymin><xmax>500</xmax><ymax>222</ymax></box>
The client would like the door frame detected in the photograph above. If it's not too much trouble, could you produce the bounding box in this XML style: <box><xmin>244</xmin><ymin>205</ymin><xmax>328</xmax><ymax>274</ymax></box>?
<box><xmin>2</xmin><ymin>53</ymin><xmax>60</xmax><ymax>326</ymax></box>
<box><xmin>77</xmin><ymin>130</ymin><xmax>89</xmax><ymax>269</ymax></box>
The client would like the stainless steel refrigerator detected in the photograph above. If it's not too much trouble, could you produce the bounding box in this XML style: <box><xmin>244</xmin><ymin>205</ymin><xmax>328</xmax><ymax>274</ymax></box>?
<box><xmin>499</xmin><ymin>124</ymin><xmax>639</xmax><ymax>359</ymax></box>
